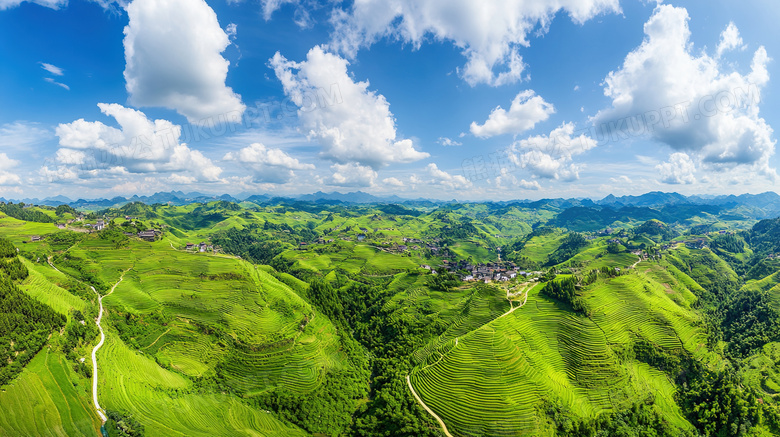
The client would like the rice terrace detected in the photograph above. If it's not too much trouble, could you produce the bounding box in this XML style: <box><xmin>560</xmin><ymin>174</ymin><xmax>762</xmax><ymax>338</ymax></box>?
<box><xmin>3</xmin><ymin>0</ymin><xmax>780</xmax><ymax>435</ymax></box>
<box><xmin>0</xmin><ymin>193</ymin><xmax>779</xmax><ymax>436</ymax></box>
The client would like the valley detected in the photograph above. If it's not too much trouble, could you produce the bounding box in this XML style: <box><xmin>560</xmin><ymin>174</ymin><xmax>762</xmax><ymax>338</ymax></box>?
<box><xmin>1</xmin><ymin>195</ymin><xmax>780</xmax><ymax>436</ymax></box>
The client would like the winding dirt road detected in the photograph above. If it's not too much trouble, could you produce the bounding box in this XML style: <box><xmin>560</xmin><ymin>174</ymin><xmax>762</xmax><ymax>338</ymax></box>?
<box><xmin>406</xmin><ymin>375</ymin><xmax>454</xmax><ymax>437</ymax></box>
<box><xmin>90</xmin><ymin>271</ymin><xmax>128</xmax><ymax>423</ymax></box>
<box><xmin>631</xmin><ymin>255</ymin><xmax>643</xmax><ymax>269</ymax></box>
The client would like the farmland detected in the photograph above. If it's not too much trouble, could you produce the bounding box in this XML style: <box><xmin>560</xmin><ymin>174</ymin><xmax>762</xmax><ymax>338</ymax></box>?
<box><xmin>1</xmin><ymin>199</ymin><xmax>780</xmax><ymax>436</ymax></box>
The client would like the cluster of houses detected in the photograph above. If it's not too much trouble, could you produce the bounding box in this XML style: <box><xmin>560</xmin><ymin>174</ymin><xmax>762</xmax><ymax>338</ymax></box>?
<box><xmin>185</xmin><ymin>242</ymin><xmax>215</xmax><ymax>253</ymax></box>
<box><xmin>391</xmin><ymin>237</ymin><xmax>444</xmax><ymax>254</ymax></box>
<box><xmin>124</xmin><ymin>229</ymin><xmax>161</xmax><ymax>241</ymax></box>
<box><xmin>684</xmin><ymin>239</ymin><xmax>708</xmax><ymax>250</ymax></box>
<box><xmin>82</xmin><ymin>219</ymin><xmax>105</xmax><ymax>231</ymax></box>
<box><xmin>439</xmin><ymin>260</ymin><xmax>538</xmax><ymax>283</ymax></box>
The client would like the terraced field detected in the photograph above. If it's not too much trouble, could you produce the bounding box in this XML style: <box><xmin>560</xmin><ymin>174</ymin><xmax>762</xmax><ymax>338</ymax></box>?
<box><xmin>4</xmin><ymin>200</ymin><xmax>776</xmax><ymax>437</ymax></box>
<box><xmin>19</xmin><ymin>259</ymin><xmax>90</xmax><ymax>317</ymax></box>
<box><xmin>92</xmin><ymin>242</ymin><xmax>350</xmax><ymax>396</ymax></box>
<box><xmin>410</xmin><ymin>271</ymin><xmax>702</xmax><ymax>436</ymax></box>
<box><xmin>97</xmin><ymin>332</ymin><xmax>306</xmax><ymax>436</ymax></box>
<box><xmin>0</xmin><ymin>348</ymin><xmax>100</xmax><ymax>437</ymax></box>
<box><xmin>282</xmin><ymin>242</ymin><xmax>418</xmax><ymax>275</ymax></box>
<box><xmin>519</xmin><ymin>232</ymin><xmax>566</xmax><ymax>263</ymax></box>
<box><xmin>0</xmin><ymin>221</ymin><xmax>351</xmax><ymax>436</ymax></box>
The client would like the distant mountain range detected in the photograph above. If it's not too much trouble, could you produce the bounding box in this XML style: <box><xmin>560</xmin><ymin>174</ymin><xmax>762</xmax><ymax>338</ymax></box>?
<box><xmin>1</xmin><ymin>190</ymin><xmax>779</xmax><ymax>217</ymax></box>
<box><xmin>0</xmin><ymin>190</ymin><xmax>438</xmax><ymax>208</ymax></box>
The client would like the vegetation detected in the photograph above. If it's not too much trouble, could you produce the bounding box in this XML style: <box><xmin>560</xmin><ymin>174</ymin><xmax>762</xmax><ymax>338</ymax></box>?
<box><xmin>105</xmin><ymin>411</ymin><xmax>145</xmax><ymax>437</ymax></box>
<box><xmin>2</xmin><ymin>199</ymin><xmax>780</xmax><ymax>436</ymax></box>
<box><xmin>545</xmin><ymin>232</ymin><xmax>588</xmax><ymax>266</ymax></box>
<box><xmin>539</xmin><ymin>276</ymin><xmax>586</xmax><ymax>313</ymax></box>
<box><xmin>0</xmin><ymin>263</ymin><xmax>66</xmax><ymax>387</ymax></box>
<box><xmin>0</xmin><ymin>202</ymin><xmax>56</xmax><ymax>223</ymax></box>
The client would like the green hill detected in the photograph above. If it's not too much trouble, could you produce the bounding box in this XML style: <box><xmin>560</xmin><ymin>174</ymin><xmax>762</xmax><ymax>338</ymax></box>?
<box><xmin>2</xmin><ymin>201</ymin><xmax>780</xmax><ymax>436</ymax></box>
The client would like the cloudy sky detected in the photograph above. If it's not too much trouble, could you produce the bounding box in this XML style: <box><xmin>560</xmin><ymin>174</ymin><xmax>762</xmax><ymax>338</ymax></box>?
<box><xmin>0</xmin><ymin>0</ymin><xmax>778</xmax><ymax>200</ymax></box>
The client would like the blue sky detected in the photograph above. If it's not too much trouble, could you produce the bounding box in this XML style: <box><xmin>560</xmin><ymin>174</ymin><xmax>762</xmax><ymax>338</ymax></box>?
<box><xmin>0</xmin><ymin>0</ymin><xmax>778</xmax><ymax>200</ymax></box>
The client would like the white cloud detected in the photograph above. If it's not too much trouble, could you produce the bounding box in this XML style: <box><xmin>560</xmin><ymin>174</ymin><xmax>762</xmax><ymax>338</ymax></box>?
<box><xmin>0</xmin><ymin>153</ymin><xmax>20</xmax><ymax>172</ymax></box>
<box><xmin>494</xmin><ymin>172</ymin><xmax>541</xmax><ymax>190</ymax></box>
<box><xmin>123</xmin><ymin>0</ymin><xmax>245</xmax><ymax>122</ymax></box>
<box><xmin>635</xmin><ymin>155</ymin><xmax>657</xmax><ymax>166</ymax></box>
<box><xmin>426</xmin><ymin>163</ymin><xmax>472</xmax><ymax>190</ymax></box>
<box><xmin>610</xmin><ymin>175</ymin><xmax>633</xmax><ymax>184</ymax></box>
<box><xmin>509</xmin><ymin>122</ymin><xmax>596</xmax><ymax>181</ymax></box>
<box><xmin>0</xmin><ymin>122</ymin><xmax>52</xmax><ymax>151</ymax></box>
<box><xmin>329</xmin><ymin>162</ymin><xmax>377</xmax><ymax>187</ymax></box>
<box><xmin>51</xmin><ymin>103</ymin><xmax>223</xmax><ymax>182</ymax></box>
<box><xmin>470</xmin><ymin>90</ymin><xmax>555</xmax><ymax>138</ymax></box>
<box><xmin>382</xmin><ymin>177</ymin><xmax>404</xmax><ymax>187</ymax></box>
<box><xmin>223</xmin><ymin>142</ymin><xmax>314</xmax><ymax>183</ymax></box>
<box><xmin>0</xmin><ymin>0</ymin><xmax>64</xmax><ymax>9</ymax></box>
<box><xmin>226</xmin><ymin>23</ymin><xmax>237</xmax><ymax>39</ymax></box>
<box><xmin>44</xmin><ymin>77</ymin><xmax>70</xmax><ymax>90</ymax></box>
<box><xmin>0</xmin><ymin>153</ymin><xmax>22</xmax><ymax>186</ymax></box>
<box><xmin>0</xmin><ymin>173</ymin><xmax>22</xmax><ymax>185</ymax></box>
<box><xmin>260</xmin><ymin>0</ymin><xmax>313</xmax><ymax>27</ymax></box>
<box><xmin>591</xmin><ymin>5</ymin><xmax>776</xmax><ymax>180</ymax></box>
<box><xmin>517</xmin><ymin>179</ymin><xmax>541</xmax><ymax>190</ymax></box>
<box><xmin>437</xmin><ymin>137</ymin><xmax>462</xmax><ymax>147</ymax></box>
<box><xmin>40</xmin><ymin>62</ymin><xmax>64</xmax><ymax>76</ymax></box>
<box><xmin>656</xmin><ymin>152</ymin><xmax>696</xmax><ymax>184</ymax></box>
<box><xmin>270</xmin><ymin>45</ymin><xmax>429</xmax><ymax>168</ymax></box>
<box><xmin>166</xmin><ymin>174</ymin><xmax>197</xmax><ymax>184</ymax></box>
<box><xmin>509</xmin><ymin>123</ymin><xmax>596</xmax><ymax>181</ymax></box>
<box><xmin>716</xmin><ymin>22</ymin><xmax>745</xmax><ymax>58</ymax></box>
<box><xmin>329</xmin><ymin>0</ymin><xmax>620</xmax><ymax>86</ymax></box>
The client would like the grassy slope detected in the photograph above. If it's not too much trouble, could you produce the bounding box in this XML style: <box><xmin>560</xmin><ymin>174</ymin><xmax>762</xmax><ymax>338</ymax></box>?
<box><xmin>18</xmin><ymin>259</ymin><xmax>90</xmax><ymax>317</ymax></box>
<box><xmin>0</xmin><ymin>348</ymin><xmax>100</xmax><ymax>437</ymax></box>
<box><xmin>0</xmin><ymin>214</ymin><xmax>334</xmax><ymax>436</ymax></box>
<box><xmin>410</xmin><ymin>268</ymin><xmax>710</xmax><ymax>436</ymax></box>
<box><xmin>98</xmin><ymin>331</ymin><xmax>306</xmax><ymax>437</ymax></box>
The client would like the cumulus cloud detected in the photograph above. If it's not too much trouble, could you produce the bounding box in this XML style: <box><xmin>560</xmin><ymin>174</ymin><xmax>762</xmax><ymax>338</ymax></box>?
<box><xmin>270</xmin><ymin>45</ymin><xmax>429</xmax><ymax>168</ymax></box>
<box><xmin>470</xmin><ymin>90</ymin><xmax>555</xmax><ymax>138</ymax></box>
<box><xmin>223</xmin><ymin>142</ymin><xmax>314</xmax><ymax>183</ymax></box>
<box><xmin>124</xmin><ymin>0</ymin><xmax>245</xmax><ymax>122</ymax></box>
<box><xmin>0</xmin><ymin>153</ymin><xmax>22</xmax><ymax>186</ymax></box>
<box><xmin>329</xmin><ymin>162</ymin><xmax>377</xmax><ymax>187</ymax></box>
<box><xmin>656</xmin><ymin>152</ymin><xmax>696</xmax><ymax>184</ymax></box>
<box><xmin>716</xmin><ymin>22</ymin><xmax>745</xmax><ymax>58</ymax></box>
<box><xmin>0</xmin><ymin>154</ymin><xmax>20</xmax><ymax>172</ymax></box>
<box><xmin>382</xmin><ymin>177</ymin><xmax>404</xmax><ymax>187</ymax></box>
<box><xmin>494</xmin><ymin>172</ymin><xmax>541</xmax><ymax>190</ymax></box>
<box><xmin>437</xmin><ymin>137</ymin><xmax>462</xmax><ymax>147</ymax></box>
<box><xmin>48</xmin><ymin>103</ymin><xmax>222</xmax><ymax>183</ymax></box>
<box><xmin>426</xmin><ymin>163</ymin><xmax>472</xmax><ymax>190</ymax></box>
<box><xmin>591</xmin><ymin>5</ymin><xmax>776</xmax><ymax>180</ymax></box>
<box><xmin>517</xmin><ymin>179</ymin><xmax>541</xmax><ymax>190</ymax></box>
<box><xmin>329</xmin><ymin>0</ymin><xmax>620</xmax><ymax>86</ymax></box>
<box><xmin>508</xmin><ymin>122</ymin><xmax>596</xmax><ymax>181</ymax></box>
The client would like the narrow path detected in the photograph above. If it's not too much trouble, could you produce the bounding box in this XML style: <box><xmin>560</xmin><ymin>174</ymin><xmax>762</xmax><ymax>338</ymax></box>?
<box><xmin>91</xmin><ymin>271</ymin><xmax>128</xmax><ymax>423</ymax></box>
<box><xmin>47</xmin><ymin>256</ymin><xmax>62</xmax><ymax>274</ymax></box>
<box><xmin>630</xmin><ymin>255</ymin><xmax>643</xmax><ymax>269</ymax></box>
<box><xmin>142</xmin><ymin>328</ymin><xmax>171</xmax><ymax>350</ymax></box>
<box><xmin>406</xmin><ymin>375</ymin><xmax>454</xmax><ymax>437</ymax></box>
